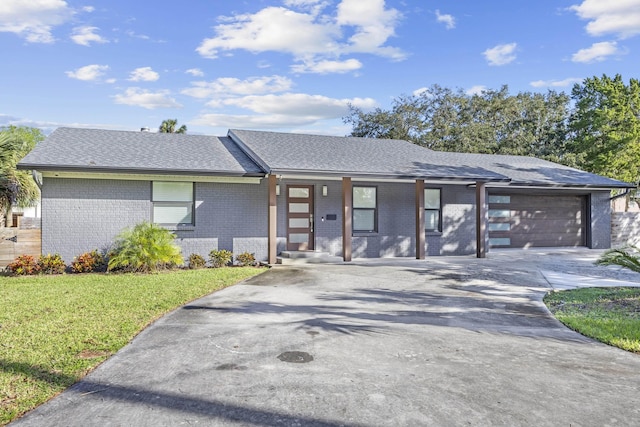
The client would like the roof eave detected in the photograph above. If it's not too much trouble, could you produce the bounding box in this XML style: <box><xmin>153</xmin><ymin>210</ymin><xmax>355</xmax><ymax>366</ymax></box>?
<box><xmin>486</xmin><ymin>181</ymin><xmax>634</xmax><ymax>190</ymax></box>
<box><xmin>270</xmin><ymin>168</ymin><xmax>510</xmax><ymax>183</ymax></box>
<box><xmin>17</xmin><ymin>163</ymin><xmax>265</xmax><ymax>178</ymax></box>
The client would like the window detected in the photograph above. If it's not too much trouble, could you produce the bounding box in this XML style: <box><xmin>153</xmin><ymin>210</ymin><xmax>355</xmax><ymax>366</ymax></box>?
<box><xmin>353</xmin><ymin>186</ymin><xmax>377</xmax><ymax>232</ymax></box>
<box><xmin>424</xmin><ymin>188</ymin><xmax>441</xmax><ymax>232</ymax></box>
<box><xmin>488</xmin><ymin>195</ymin><xmax>510</xmax><ymax>204</ymax></box>
<box><xmin>152</xmin><ymin>181</ymin><xmax>194</xmax><ymax>225</ymax></box>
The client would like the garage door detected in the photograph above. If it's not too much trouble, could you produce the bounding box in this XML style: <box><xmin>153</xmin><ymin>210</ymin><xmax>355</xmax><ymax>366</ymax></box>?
<box><xmin>488</xmin><ymin>194</ymin><xmax>586</xmax><ymax>248</ymax></box>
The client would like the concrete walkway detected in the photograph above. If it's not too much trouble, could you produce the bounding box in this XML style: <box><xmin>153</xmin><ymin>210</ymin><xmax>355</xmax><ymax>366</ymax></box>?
<box><xmin>11</xmin><ymin>249</ymin><xmax>640</xmax><ymax>426</ymax></box>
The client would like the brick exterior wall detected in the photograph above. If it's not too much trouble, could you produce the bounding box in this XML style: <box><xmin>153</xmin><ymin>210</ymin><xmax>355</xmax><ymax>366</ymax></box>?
<box><xmin>590</xmin><ymin>191</ymin><xmax>612</xmax><ymax>249</ymax></box>
<box><xmin>277</xmin><ymin>180</ymin><xmax>477</xmax><ymax>257</ymax></box>
<box><xmin>41</xmin><ymin>178</ymin><xmax>268</xmax><ymax>264</ymax></box>
<box><xmin>41</xmin><ymin>177</ymin><xmax>611</xmax><ymax>263</ymax></box>
<box><xmin>42</xmin><ymin>178</ymin><xmax>150</xmax><ymax>263</ymax></box>
<box><xmin>611</xmin><ymin>212</ymin><xmax>640</xmax><ymax>247</ymax></box>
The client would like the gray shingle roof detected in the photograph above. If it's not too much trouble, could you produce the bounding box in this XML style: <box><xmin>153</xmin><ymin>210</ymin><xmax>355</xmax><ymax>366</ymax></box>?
<box><xmin>229</xmin><ymin>129</ymin><xmax>631</xmax><ymax>188</ymax></box>
<box><xmin>18</xmin><ymin>127</ymin><xmax>631</xmax><ymax>189</ymax></box>
<box><xmin>229</xmin><ymin>129</ymin><xmax>509</xmax><ymax>182</ymax></box>
<box><xmin>18</xmin><ymin>127</ymin><xmax>264</xmax><ymax>176</ymax></box>
<box><xmin>450</xmin><ymin>152</ymin><xmax>630</xmax><ymax>188</ymax></box>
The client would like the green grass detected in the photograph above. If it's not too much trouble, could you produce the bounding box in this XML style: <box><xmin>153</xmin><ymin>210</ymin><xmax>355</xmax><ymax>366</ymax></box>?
<box><xmin>0</xmin><ymin>267</ymin><xmax>265</xmax><ymax>425</ymax></box>
<box><xmin>544</xmin><ymin>287</ymin><xmax>640</xmax><ymax>353</ymax></box>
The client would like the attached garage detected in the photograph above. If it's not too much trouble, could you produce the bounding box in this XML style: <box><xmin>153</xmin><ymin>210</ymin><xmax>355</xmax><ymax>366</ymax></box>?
<box><xmin>488</xmin><ymin>193</ymin><xmax>587</xmax><ymax>248</ymax></box>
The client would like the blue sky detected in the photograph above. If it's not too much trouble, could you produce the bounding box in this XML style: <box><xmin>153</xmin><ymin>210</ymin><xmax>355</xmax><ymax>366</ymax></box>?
<box><xmin>1</xmin><ymin>0</ymin><xmax>639</xmax><ymax>136</ymax></box>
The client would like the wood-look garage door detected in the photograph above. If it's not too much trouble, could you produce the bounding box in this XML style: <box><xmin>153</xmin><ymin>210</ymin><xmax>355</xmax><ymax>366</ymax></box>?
<box><xmin>488</xmin><ymin>194</ymin><xmax>586</xmax><ymax>248</ymax></box>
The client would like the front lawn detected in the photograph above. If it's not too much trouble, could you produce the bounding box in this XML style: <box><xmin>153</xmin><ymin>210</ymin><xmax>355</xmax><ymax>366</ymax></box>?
<box><xmin>0</xmin><ymin>267</ymin><xmax>265</xmax><ymax>425</ymax></box>
<box><xmin>544</xmin><ymin>287</ymin><xmax>640</xmax><ymax>353</ymax></box>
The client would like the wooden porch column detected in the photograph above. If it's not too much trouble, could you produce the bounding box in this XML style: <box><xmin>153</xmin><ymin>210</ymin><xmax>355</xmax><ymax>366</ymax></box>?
<box><xmin>342</xmin><ymin>177</ymin><xmax>352</xmax><ymax>262</ymax></box>
<box><xmin>476</xmin><ymin>181</ymin><xmax>487</xmax><ymax>258</ymax></box>
<box><xmin>415</xmin><ymin>179</ymin><xmax>425</xmax><ymax>259</ymax></box>
<box><xmin>268</xmin><ymin>174</ymin><xmax>277</xmax><ymax>264</ymax></box>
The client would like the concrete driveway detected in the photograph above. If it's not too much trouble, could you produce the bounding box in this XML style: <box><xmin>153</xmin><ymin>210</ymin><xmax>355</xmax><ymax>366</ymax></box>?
<box><xmin>12</xmin><ymin>249</ymin><xmax>640</xmax><ymax>426</ymax></box>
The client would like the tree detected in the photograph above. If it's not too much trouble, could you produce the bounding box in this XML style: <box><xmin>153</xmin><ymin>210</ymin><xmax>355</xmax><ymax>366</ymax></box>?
<box><xmin>159</xmin><ymin>119</ymin><xmax>187</xmax><ymax>134</ymax></box>
<box><xmin>0</xmin><ymin>126</ymin><xmax>43</xmax><ymax>226</ymax></box>
<box><xmin>567</xmin><ymin>74</ymin><xmax>640</xmax><ymax>184</ymax></box>
<box><xmin>344</xmin><ymin>85</ymin><xmax>570</xmax><ymax>161</ymax></box>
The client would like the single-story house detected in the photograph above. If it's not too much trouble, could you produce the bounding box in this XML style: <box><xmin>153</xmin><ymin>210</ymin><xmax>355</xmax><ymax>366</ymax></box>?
<box><xmin>17</xmin><ymin>127</ymin><xmax>631</xmax><ymax>264</ymax></box>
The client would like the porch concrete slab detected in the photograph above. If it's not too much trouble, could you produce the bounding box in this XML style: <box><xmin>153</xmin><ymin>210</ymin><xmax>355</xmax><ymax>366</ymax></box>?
<box><xmin>11</xmin><ymin>249</ymin><xmax>640</xmax><ymax>426</ymax></box>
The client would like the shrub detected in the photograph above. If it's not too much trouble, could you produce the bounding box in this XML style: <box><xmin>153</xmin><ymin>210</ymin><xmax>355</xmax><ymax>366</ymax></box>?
<box><xmin>209</xmin><ymin>249</ymin><xmax>233</xmax><ymax>268</ymax></box>
<box><xmin>236</xmin><ymin>251</ymin><xmax>256</xmax><ymax>267</ymax></box>
<box><xmin>108</xmin><ymin>222</ymin><xmax>184</xmax><ymax>273</ymax></box>
<box><xmin>188</xmin><ymin>253</ymin><xmax>206</xmax><ymax>269</ymax></box>
<box><xmin>7</xmin><ymin>254</ymin><xmax>40</xmax><ymax>276</ymax></box>
<box><xmin>596</xmin><ymin>246</ymin><xmax>640</xmax><ymax>273</ymax></box>
<box><xmin>71</xmin><ymin>250</ymin><xmax>106</xmax><ymax>273</ymax></box>
<box><xmin>38</xmin><ymin>253</ymin><xmax>66</xmax><ymax>274</ymax></box>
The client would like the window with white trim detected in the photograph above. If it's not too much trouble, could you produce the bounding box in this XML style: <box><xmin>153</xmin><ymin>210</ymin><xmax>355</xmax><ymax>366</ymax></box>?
<box><xmin>424</xmin><ymin>188</ymin><xmax>441</xmax><ymax>232</ymax></box>
<box><xmin>353</xmin><ymin>186</ymin><xmax>377</xmax><ymax>232</ymax></box>
<box><xmin>152</xmin><ymin>181</ymin><xmax>194</xmax><ymax>225</ymax></box>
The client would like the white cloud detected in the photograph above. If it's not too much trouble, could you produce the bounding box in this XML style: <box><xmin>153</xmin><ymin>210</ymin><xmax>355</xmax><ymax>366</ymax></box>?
<box><xmin>191</xmin><ymin>92</ymin><xmax>376</xmax><ymax>130</ymax></box>
<box><xmin>82</xmin><ymin>6</ymin><xmax>95</xmax><ymax>13</ymax></box>
<box><xmin>196</xmin><ymin>7</ymin><xmax>339</xmax><ymax>59</ymax></box>
<box><xmin>335</xmin><ymin>0</ymin><xmax>404</xmax><ymax>59</ymax></box>
<box><xmin>0</xmin><ymin>0</ymin><xmax>73</xmax><ymax>43</ymax></box>
<box><xmin>291</xmin><ymin>58</ymin><xmax>362</xmax><ymax>74</ymax></box>
<box><xmin>0</xmin><ymin>114</ymin><xmax>131</xmax><ymax>134</ymax></box>
<box><xmin>113</xmin><ymin>87</ymin><xmax>182</xmax><ymax>109</ymax></box>
<box><xmin>571</xmin><ymin>41</ymin><xmax>621</xmax><ymax>62</ymax></box>
<box><xmin>182</xmin><ymin>75</ymin><xmax>293</xmax><ymax>99</ymax></box>
<box><xmin>217</xmin><ymin>93</ymin><xmax>376</xmax><ymax>116</ymax></box>
<box><xmin>466</xmin><ymin>85</ymin><xmax>488</xmax><ymax>96</ymax></box>
<box><xmin>530</xmin><ymin>77</ymin><xmax>583</xmax><ymax>88</ymax></box>
<box><xmin>186</xmin><ymin>68</ymin><xmax>204</xmax><ymax>77</ymax></box>
<box><xmin>196</xmin><ymin>0</ymin><xmax>405</xmax><ymax>72</ymax></box>
<box><xmin>435</xmin><ymin>10</ymin><xmax>455</xmax><ymax>29</ymax></box>
<box><xmin>483</xmin><ymin>42</ymin><xmax>517</xmax><ymax>66</ymax></box>
<box><xmin>128</xmin><ymin>67</ymin><xmax>160</xmax><ymax>82</ymax></box>
<box><xmin>65</xmin><ymin>64</ymin><xmax>109</xmax><ymax>81</ymax></box>
<box><xmin>412</xmin><ymin>87</ymin><xmax>428</xmax><ymax>96</ymax></box>
<box><xmin>570</xmin><ymin>0</ymin><xmax>640</xmax><ymax>39</ymax></box>
<box><xmin>71</xmin><ymin>26</ymin><xmax>108</xmax><ymax>46</ymax></box>
<box><xmin>191</xmin><ymin>113</ymin><xmax>319</xmax><ymax>129</ymax></box>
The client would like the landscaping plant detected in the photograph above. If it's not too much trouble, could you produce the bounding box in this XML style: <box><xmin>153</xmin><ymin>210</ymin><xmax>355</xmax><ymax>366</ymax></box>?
<box><xmin>71</xmin><ymin>250</ymin><xmax>106</xmax><ymax>273</ymax></box>
<box><xmin>236</xmin><ymin>251</ymin><xmax>256</xmax><ymax>267</ymax></box>
<box><xmin>107</xmin><ymin>222</ymin><xmax>183</xmax><ymax>272</ymax></box>
<box><xmin>6</xmin><ymin>254</ymin><xmax>40</xmax><ymax>276</ymax></box>
<box><xmin>209</xmin><ymin>249</ymin><xmax>233</xmax><ymax>268</ymax></box>
<box><xmin>187</xmin><ymin>253</ymin><xmax>206</xmax><ymax>269</ymax></box>
<box><xmin>37</xmin><ymin>253</ymin><xmax>66</xmax><ymax>274</ymax></box>
<box><xmin>595</xmin><ymin>246</ymin><xmax>640</xmax><ymax>273</ymax></box>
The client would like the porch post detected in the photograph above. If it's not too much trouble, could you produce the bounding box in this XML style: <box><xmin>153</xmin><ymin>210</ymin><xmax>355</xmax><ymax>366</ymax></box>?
<box><xmin>342</xmin><ymin>177</ymin><xmax>352</xmax><ymax>262</ymax></box>
<box><xmin>476</xmin><ymin>181</ymin><xmax>487</xmax><ymax>258</ymax></box>
<box><xmin>268</xmin><ymin>174</ymin><xmax>277</xmax><ymax>264</ymax></box>
<box><xmin>415</xmin><ymin>179</ymin><xmax>425</xmax><ymax>259</ymax></box>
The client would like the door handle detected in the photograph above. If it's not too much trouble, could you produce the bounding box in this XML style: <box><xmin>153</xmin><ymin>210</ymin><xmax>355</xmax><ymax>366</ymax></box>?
<box><xmin>310</xmin><ymin>214</ymin><xmax>314</xmax><ymax>233</ymax></box>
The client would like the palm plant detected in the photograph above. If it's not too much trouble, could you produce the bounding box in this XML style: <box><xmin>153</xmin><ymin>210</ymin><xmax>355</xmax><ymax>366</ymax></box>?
<box><xmin>159</xmin><ymin>119</ymin><xmax>187</xmax><ymax>134</ymax></box>
<box><xmin>595</xmin><ymin>246</ymin><xmax>640</xmax><ymax>273</ymax></box>
<box><xmin>108</xmin><ymin>222</ymin><xmax>184</xmax><ymax>272</ymax></box>
<box><xmin>0</xmin><ymin>129</ymin><xmax>41</xmax><ymax>226</ymax></box>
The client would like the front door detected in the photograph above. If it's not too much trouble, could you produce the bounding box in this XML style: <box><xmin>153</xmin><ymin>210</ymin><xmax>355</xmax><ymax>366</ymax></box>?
<box><xmin>286</xmin><ymin>185</ymin><xmax>314</xmax><ymax>251</ymax></box>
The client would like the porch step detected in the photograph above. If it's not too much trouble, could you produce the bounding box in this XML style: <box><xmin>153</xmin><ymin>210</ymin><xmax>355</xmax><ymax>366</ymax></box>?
<box><xmin>276</xmin><ymin>251</ymin><xmax>343</xmax><ymax>265</ymax></box>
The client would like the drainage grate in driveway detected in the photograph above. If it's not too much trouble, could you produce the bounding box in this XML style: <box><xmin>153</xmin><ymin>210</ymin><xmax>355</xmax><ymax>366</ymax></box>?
<box><xmin>277</xmin><ymin>351</ymin><xmax>314</xmax><ymax>363</ymax></box>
